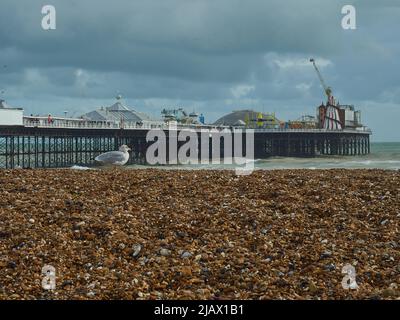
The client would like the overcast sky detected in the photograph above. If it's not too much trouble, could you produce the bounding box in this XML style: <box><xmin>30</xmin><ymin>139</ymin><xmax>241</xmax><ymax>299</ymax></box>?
<box><xmin>0</xmin><ymin>0</ymin><xmax>399</xmax><ymax>141</ymax></box>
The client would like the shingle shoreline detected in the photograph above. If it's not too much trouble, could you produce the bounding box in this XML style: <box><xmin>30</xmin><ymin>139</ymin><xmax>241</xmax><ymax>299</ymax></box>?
<box><xmin>0</xmin><ymin>169</ymin><xmax>399</xmax><ymax>299</ymax></box>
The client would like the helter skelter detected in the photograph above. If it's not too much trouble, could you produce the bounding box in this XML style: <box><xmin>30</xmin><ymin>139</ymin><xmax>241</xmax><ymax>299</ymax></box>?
<box><xmin>310</xmin><ymin>58</ymin><xmax>343</xmax><ymax>130</ymax></box>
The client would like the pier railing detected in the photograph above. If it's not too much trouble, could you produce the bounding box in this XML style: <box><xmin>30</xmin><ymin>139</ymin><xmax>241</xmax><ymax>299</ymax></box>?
<box><xmin>253</xmin><ymin>127</ymin><xmax>372</xmax><ymax>134</ymax></box>
<box><xmin>23</xmin><ymin>116</ymin><xmax>231</xmax><ymax>131</ymax></box>
<box><xmin>23</xmin><ymin>116</ymin><xmax>372</xmax><ymax>134</ymax></box>
<box><xmin>23</xmin><ymin>116</ymin><xmax>161</xmax><ymax>130</ymax></box>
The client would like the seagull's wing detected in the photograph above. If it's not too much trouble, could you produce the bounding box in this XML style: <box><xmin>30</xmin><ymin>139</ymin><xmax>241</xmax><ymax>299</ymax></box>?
<box><xmin>95</xmin><ymin>151</ymin><xmax>126</xmax><ymax>164</ymax></box>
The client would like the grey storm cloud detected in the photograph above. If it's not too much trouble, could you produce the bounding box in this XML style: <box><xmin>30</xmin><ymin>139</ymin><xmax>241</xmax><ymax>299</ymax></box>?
<box><xmin>1</xmin><ymin>0</ymin><xmax>342</xmax><ymax>78</ymax></box>
<box><xmin>0</xmin><ymin>0</ymin><xmax>399</xmax><ymax>140</ymax></box>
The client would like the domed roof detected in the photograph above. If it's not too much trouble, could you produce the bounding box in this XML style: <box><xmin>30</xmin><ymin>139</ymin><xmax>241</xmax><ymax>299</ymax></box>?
<box><xmin>213</xmin><ymin>110</ymin><xmax>252</xmax><ymax>125</ymax></box>
<box><xmin>81</xmin><ymin>99</ymin><xmax>152</xmax><ymax>122</ymax></box>
<box><xmin>213</xmin><ymin>109</ymin><xmax>281</xmax><ymax>128</ymax></box>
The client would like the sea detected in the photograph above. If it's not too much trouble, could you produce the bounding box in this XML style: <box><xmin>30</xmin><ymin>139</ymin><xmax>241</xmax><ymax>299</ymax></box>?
<box><xmin>125</xmin><ymin>142</ymin><xmax>400</xmax><ymax>171</ymax></box>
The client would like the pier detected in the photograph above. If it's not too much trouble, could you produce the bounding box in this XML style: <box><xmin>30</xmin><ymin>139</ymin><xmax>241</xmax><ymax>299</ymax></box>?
<box><xmin>254</xmin><ymin>129</ymin><xmax>371</xmax><ymax>158</ymax></box>
<box><xmin>0</xmin><ymin>120</ymin><xmax>371</xmax><ymax>169</ymax></box>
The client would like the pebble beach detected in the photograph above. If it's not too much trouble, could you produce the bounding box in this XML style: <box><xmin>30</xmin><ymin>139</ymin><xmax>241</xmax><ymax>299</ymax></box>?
<box><xmin>0</xmin><ymin>168</ymin><xmax>399</xmax><ymax>300</ymax></box>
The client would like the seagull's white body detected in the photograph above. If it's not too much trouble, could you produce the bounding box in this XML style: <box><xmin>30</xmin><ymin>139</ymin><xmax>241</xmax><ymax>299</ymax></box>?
<box><xmin>95</xmin><ymin>145</ymin><xmax>131</xmax><ymax>166</ymax></box>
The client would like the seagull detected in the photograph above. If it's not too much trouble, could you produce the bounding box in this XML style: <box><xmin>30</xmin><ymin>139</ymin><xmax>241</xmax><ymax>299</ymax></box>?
<box><xmin>95</xmin><ymin>145</ymin><xmax>131</xmax><ymax>166</ymax></box>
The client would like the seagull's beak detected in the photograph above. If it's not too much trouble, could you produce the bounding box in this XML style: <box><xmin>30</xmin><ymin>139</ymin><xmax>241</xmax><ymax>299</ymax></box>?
<box><xmin>127</xmin><ymin>147</ymin><xmax>132</xmax><ymax>151</ymax></box>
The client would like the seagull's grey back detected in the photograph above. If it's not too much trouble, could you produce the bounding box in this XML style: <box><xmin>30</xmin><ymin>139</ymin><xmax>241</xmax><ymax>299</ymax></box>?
<box><xmin>95</xmin><ymin>151</ymin><xmax>129</xmax><ymax>165</ymax></box>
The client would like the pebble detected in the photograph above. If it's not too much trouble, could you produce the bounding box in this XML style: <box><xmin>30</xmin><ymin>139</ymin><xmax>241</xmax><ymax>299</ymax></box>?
<box><xmin>324</xmin><ymin>264</ymin><xmax>336</xmax><ymax>272</ymax></box>
<box><xmin>380</xmin><ymin>219</ymin><xmax>389</xmax><ymax>225</ymax></box>
<box><xmin>160</xmin><ymin>248</ymin><xmax>171</xmax><ymax>256</ymax></box>
<box><xmin>75</xmin><ymin>221</ymin><xmax>85</xmax><ymax>228</ymax></box>
<box><xmin>309</xmin><ymin>281</ymin><xmax>318</xmax><ymax>294</ymax></box>
<box><xmin>320</xmin><ymin>251</ymin><xmax>332</xmax><ymax>259</ymax></box>
<box><xmin>181</xmin><ymin>251</ymin><xmax>192</xmax><ymax>259</ymax></box>
<box><xmin>61</xmin><ymin>280</ymin><xmax>73</xmax><ymax>288</ymax></box>
<box><xmin>132</xmin><ymin>244</ymin><xmax>142</xmax><ymax>258</ymax></box>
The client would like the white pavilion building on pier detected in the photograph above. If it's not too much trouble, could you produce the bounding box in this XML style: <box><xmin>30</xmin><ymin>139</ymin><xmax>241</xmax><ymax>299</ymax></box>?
<box><xmin>81</xmin><ymin>97</ymin><xmax>152</xmax><ymax>125</ymax></box>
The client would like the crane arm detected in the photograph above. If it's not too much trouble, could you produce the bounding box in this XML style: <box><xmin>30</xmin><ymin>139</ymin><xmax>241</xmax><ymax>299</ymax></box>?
<box><xmin>310</xmin><ymin>58</ymin><xmax>332</xmax><ymax>98</ymax></box>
